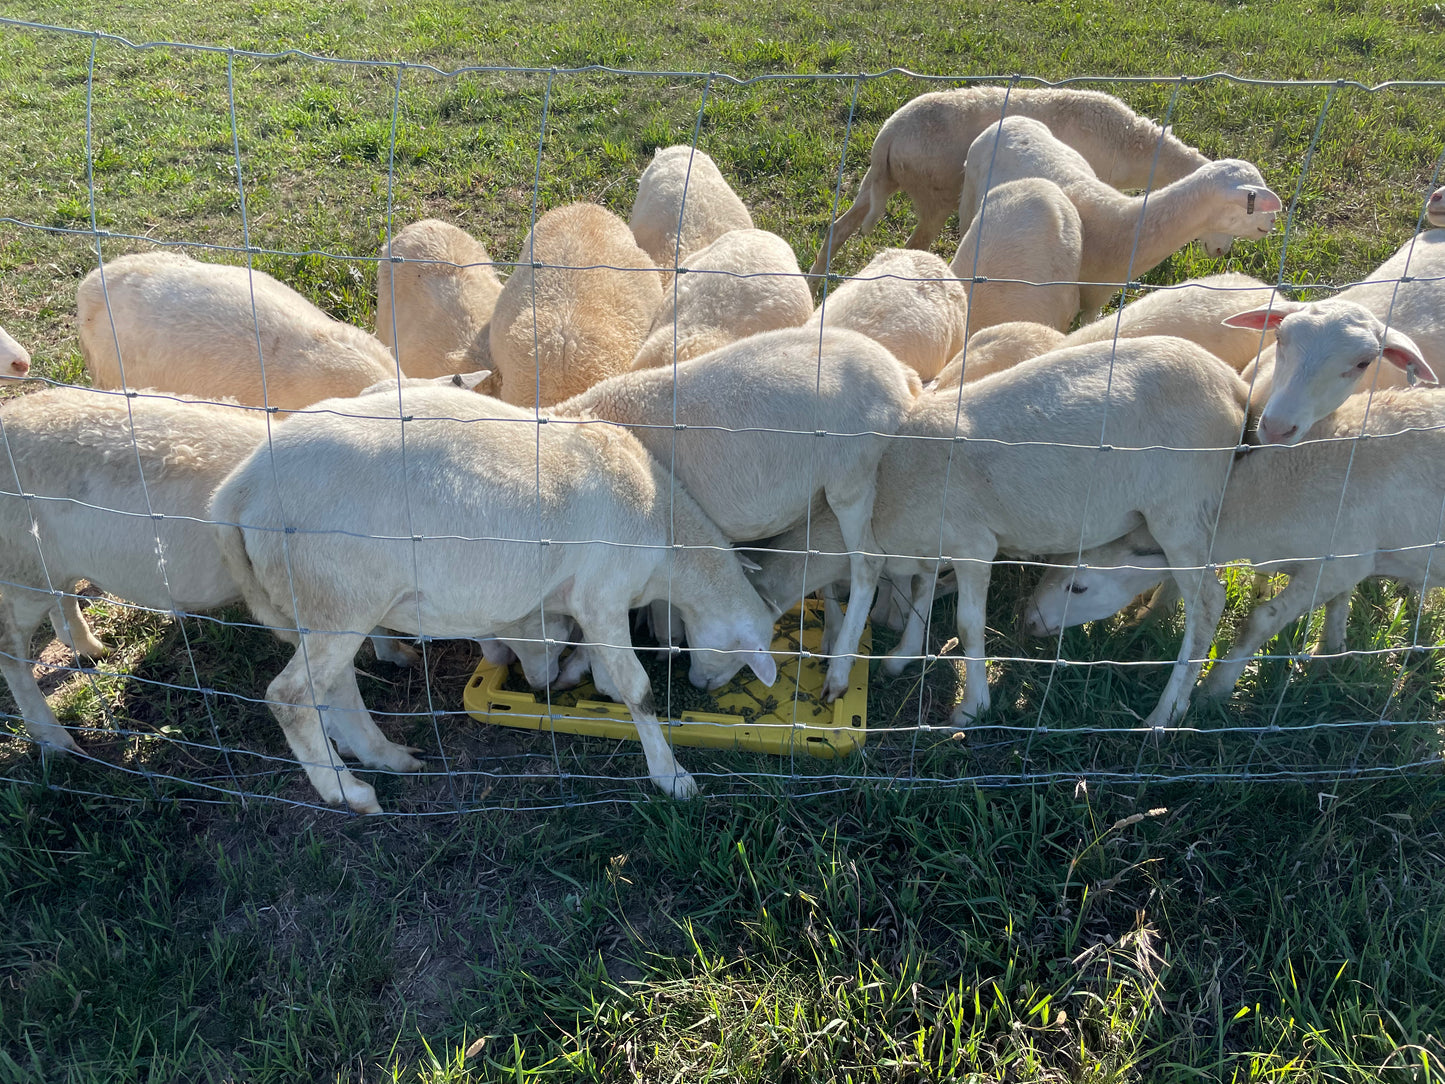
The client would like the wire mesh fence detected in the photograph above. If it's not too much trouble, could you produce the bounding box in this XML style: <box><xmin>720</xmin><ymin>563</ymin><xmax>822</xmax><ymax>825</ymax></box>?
<box><xmin>1</xmin><ymin>15</ymin><xmax>1444</xmax><ymax>817</ymax></box>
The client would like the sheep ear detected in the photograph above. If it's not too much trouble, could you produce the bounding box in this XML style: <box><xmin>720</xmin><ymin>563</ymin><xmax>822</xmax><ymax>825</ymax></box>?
<box><xmin>1380</xmin><ymin>327</ymin><xmax>1437</xmax><ymax>385</ymax></box>
<box><xmin>743</xmin><ymin>650</ymin><xmax>778</xmax><ymax>687</ymax></box>
<box><xmin>1238</xmin><ymin>184</ymin><xmax>1283</xmax><ymax>215</ymax></box>
<box><xmin>449</xmin><ymin>369</ymin><xmax>492</xmax><ymax>390</ymax></box>
<box><xmin>1222</xmin><ymin>302</ymin><xmax>1300</xmax><ymax>331</ymax></box>
<box><xmin>736</xmin><ymin>553</ymin><xmax>763</xmax><ymax>573</ymax></box>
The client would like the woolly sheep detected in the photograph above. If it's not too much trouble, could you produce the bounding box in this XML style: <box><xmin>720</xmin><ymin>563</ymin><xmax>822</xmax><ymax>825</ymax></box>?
<box><xmin>950</xmin><ymin>176</ymin><xmax>1083</xmax><ymax>333</ymax></box>
<box><xmin>76</xmin><ymin>251</ymin><xmax>398</xmax><ymax>411</ymax></box>
<box><xmin>810</xmin><ymin>85</ymin><xmax>1216</xmax><ymax>277</ymax></box>
<box><xmin>0</xmin><ymin>325</ymin><xmax>31</xmax><ymax>378</ymax></box>
<box><xmin>871</xmin><ymin>336</ymin><xmax>1249</xmax><ymax>727</ymax></box>
<box><xmin>556</xmin><ymin>326</ymin><xmax>921</xmax><ymax>702</ymax></box>
<box><xmin>807</xmin><ymin>248</ymin><xmax>969</xmax><ymax>382</ymax></box>
<box><xmin>212</xmin><ymin>385</ymin><xmax>778</xmax><ymax>811</ymax></box>
<box><xmin>932</xmin><ymin>323</ymin><xmax>1068</xmax><ymax>389</ymax></box>
<box><xmin>631</xmin><ymin>229</ymin><xmax>812</xmax><ymax>370</ymax></box>
<box><xmin>629</xmin><ymin>146</ymin><xmax>754</xmax><ymax>272</ymax></box>
<box><xmin>1238</xmin><ymin>231</ymin><xmax>1445</xmax><ymax>432</ymax></box>
<box><xmin>1428</xmin><ymin>186</ymin><xmax>1444</xmax><ymax>228</ymax></box>
<box><xmin>0</xmin><ymin>388</ymin><xmax>416</xmax><ymax>755</ymax></box>
<box><xmin>1023</xmin><ymin>388</ymin><xmax>1445</xmax><ymax>701</ymax></box>
<box><xmin>375</xmin><ymin>219</ymin><xmax>501</xmax><ymax>384</ymax></box>
<box><xmin>959</xmin><ymin>117</ymin><xmax>1282</xmax><ymax>318</ymax></box>
<box><xmin>490</xmin><ymin>203</ymin><xmax>663</xmax><ymax>408</ymax></box>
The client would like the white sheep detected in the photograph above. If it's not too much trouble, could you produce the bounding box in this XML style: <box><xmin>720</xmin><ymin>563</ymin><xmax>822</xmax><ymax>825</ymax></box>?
<box><xmin>932</xmin><ymin>323</ymin><xmax>1068</xmax><ymax>389</ymax></box>
<box><xmin>870</xmin><ymin>336</ymin><xmax>1250</xmax><ymax>727</ymax></box>
<box><xmin>631</xmin><ymin>229</ymin><xmax>813</xmax><ymax>370</ymax></box>
<box><xmin>629</xmin><ymin>145</ymin><xmax>754</xmax><ymax>271</ymax></box>
<box><xmin>555</xmin><ymin>326</ymin><xmax>921</xmax><ymax>702</ymax></box>
<box><xmin>959</xmin><ymin>117</ymin><xmax>1282</xmax><ymax>318</ymax></box>
<box><xmin>810</xmin><ymin>85</ymin><xmax>1218</xmax><ymax>277</ymax></box>
<box><xmin>807</xmin><ymin>248</ymin><xmax>969</xmax><ymax>382</ymax></box>
<box><xmin>212</xmin><ymin>384</ymin><xmax>778</xmax><ymax>812</ymax></box>
<box><xmin>490</xmin><ymin>203</ymin><xmax>663</xmax><ymax>408</ymax></box>
<box><xmin>1427</xmin><ymin>185</ymin><xmax>1444</xmax><ymax>228</ymax></box>
<box><xmin>375</xmin><ymin>219</ymin><xmax>501</xmax><ymax>383</ymax></box>
<box><xmin>1023</xmin><ymin>387</ymin><xmax>1445</xmax><ymax>702</ymax></box>
<box><xmin>950</xmin><ymin>176</ymin><xmax>1084</xmax><ymax>333</ymax></box>
<box><xmin>0</xmin><ymin>325</ymin><xmax>31</xmax><ymax>379</ymax></box>
<box><xmin>76</xmin><ymin>251</ymin><xmax>399</xmax><ymax>412</ymax></box>
<box><xmin>1225</xmin><ymin>298</ymin><xmax>1435</xmax><ymax>445</ymax></box>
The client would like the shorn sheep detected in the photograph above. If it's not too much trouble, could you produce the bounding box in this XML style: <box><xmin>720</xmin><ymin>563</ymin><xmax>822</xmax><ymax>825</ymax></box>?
<box><xmin>490</xmin><ymin>203</ymin><xmax>663</xmax><ymax>408</ymax></box>
<box><xmin>932</xmin><ymin>323</ymin><xmax>1068</xmax><ymax>389</ymax></box>
<box><xmin>807</xmin><ymin>248</ymin><xmax>970</xmax><ymax>382</ymax></box>
<box><xmin>810</xmin><ymin>85</ymin><xmax>1218</xmax><ymax>276</ymax></box>
<box><xmin>629</xmin><ymin>145</ymin><xmax>754</xmax><ymax>272</ymax></box>
<box><xmin>0</xmin><ymin>325</ymin><xmax>31</xmax><ymax>377</ymax></box>
<box><xmin>631</xmin><ymin>229</ymin><xmax>813</xmax><ymax>370</ymax></box>
<box><xmin>959</xmin><ymin>117</ymin><xmax>1282</xmax><ymax>317</ymax></box>
<box><xmin>375</xmin><ymin>219</ymin><xmax>501</xmax><ymax>384</ymax></box>
<box><xmin>871</xmin><ymin>337</ymin><xmax>1249</xmax><ymax>727</ymax></box>
<box><xmin>950</xmin><ymin>176</ymin><xmax>1084</xmax><ymax>333</ymax></box>
<box><xmin>1024</xmin><ymin>388</ymin><xmax>1445</xmax><ymax>703</ymax></box>
<box><xmin>556</xmin><ymin>326</ymin><xmax>921</xmax><ymax>702</ymax></box>
<box><xmin>76</xmin><ymin>251</ymin><xmax>398</xmax><ymax>411</ymax></box>
<box><xmin>212</xmin><ymin>384</ymin><xmax>778</xmax><ymax>812</ymax></box>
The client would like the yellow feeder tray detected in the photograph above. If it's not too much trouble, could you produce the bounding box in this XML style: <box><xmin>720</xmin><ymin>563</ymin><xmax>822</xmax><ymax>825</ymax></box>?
<box><xmin>463</xmin><ymin>604</ymin><xmax>868</xmax><ymax>758</ymax></box>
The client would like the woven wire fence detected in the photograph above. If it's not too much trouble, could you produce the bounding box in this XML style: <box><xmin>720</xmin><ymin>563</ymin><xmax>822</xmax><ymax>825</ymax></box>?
<box><xmin>1</xmin><ymin>16</ymin><xmax>1444</xmax><ymax>816</ymax></box>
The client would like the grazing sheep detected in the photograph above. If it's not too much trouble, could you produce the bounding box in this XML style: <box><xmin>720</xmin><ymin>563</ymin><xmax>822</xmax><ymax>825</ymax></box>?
<box><xmin>212</xmin><ymin>384</ymin><xmax>778</xmax><ymax>812</ymax></box>
<box><xmin>932</xmin><ymin>323</ymin><xmax>1068</xmax><ymax>389</ymax></box>
<box><xmin>871</xmin><ymin>336</ymin><xmax>1249</xmax><ymax>727</ymax></box>
<box><xmin>959</xmin><ymin>117</ymin><xmax>1281</xmax><ymax>317</ymax></box>
<box><xmin>76</xmin><ymin>251</ymin><xmax>398</xmax><ymax>412</ymax></box>
<box><xmin>629</xmin><ymin>146</ymin><xmax>754</xmax><ymax>271</ymax></box>
<box><xmin>632</xmin><ymin>229</ymin><xmax>812</xmax><ymax>370</ymax></box>
<box><xmin>1428</xmin><ymin>185</ymin><xmax>1444</xmax><ymax>228</ymax></box>
<box><xmin>810</xmin><ymin>85</ymin><xmax>1216</xmax><ymax>276</ymax></box>
<box><xmin>375</xmin><ymin>219</ymin><xmax>501</xmax><ymax>385</ymax></box>
<box><xmin>1225</xmin><ymin>298</ymin><xmax>1435</xmax><ymax>445</ymax></box>
<box><xmin>0</xmin><ymin>325</ymin><xmax>31</xmax><ymax>378</ymax></box>
<box><xmin>1023</xmin><ymin>388</ymin><xmax>1445</xmax><ymax>701</ymax></box>
<box><xmin>556</xmin><ymin>326</ymin><xmax>921</xmax><ymax>702</ymax></box>
<box><xmin>807</xmin><ymin>249</ymin><xmax>969</xmax><ymax>382</ymax></box>
<box><xmin>490</xmin><ymin>203</ymin><xmax>663</xmax><ymax>408</ymax></box>
<box><xmin>950</xmin><ymin>177</ymin><xmax>1084</xmax><ymax>333</ymax></box>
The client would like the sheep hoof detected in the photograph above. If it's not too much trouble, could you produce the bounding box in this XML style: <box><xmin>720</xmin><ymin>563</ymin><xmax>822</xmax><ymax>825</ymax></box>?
<box><xmin>655</xmin><ymin>769</ymin><xmax>699</xmax><ymax>800</ymax></box>
<box><xmin>880</xmin><ymin>654</ymin><xmax>911</xmax><ymax>678</ymax></box>
<box><xmin>373</xmin><ymin>638</ymin><xmax>422</xmax><ymax>667</ymax></box>
<box><xmin>33</xmin><ymin>728</ymin><xmax>82</xmax><ymax>755</ymax></box>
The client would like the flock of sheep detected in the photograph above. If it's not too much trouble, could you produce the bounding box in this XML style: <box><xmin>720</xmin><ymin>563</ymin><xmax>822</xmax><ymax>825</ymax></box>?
<box><xmin>2</xmin><ymin>84</ymin><xmax>1444</xmax><ymax>814</ymax></box>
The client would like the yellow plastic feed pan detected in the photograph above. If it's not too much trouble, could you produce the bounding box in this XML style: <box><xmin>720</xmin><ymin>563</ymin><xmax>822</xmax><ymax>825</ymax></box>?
<box><xmin>463</xmin><ymin>604</ymin><xmax>868</xmax><ymax>758</ymax></box>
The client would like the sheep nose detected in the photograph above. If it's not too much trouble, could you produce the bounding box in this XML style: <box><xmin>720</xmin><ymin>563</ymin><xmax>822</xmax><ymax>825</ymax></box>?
<box><xmin>1258</xmin><ymin>417</ymin><xmax>1298</xmax><ymax>444</ymax></box>
<box><xmin>9</xmin><ymin>358</ymin><xmax>29</xmax><ymax>375</ymax></box>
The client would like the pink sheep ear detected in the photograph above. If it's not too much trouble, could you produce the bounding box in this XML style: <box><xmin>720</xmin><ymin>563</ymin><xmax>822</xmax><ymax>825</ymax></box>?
<box><xmin>1222</xmin><ymin>301</ymin><xmax>1300</xmax><ymax>331</ymax></box>
<box><xmin>1380</xmin><ymin>327</ymin><xmax>1438</xmax><ymax>385</ymax></box>
<box><xmin>1238</xmin><ymin>184</ymin><xmax>1283</xmax><ymax>214</ymax></box>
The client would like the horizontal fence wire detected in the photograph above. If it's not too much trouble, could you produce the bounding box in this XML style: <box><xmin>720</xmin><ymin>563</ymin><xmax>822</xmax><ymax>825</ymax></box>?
<box><xmin>0</xmin><ymin>16</ymin><xmax>1443</xmax><ymax>815</ymax></box>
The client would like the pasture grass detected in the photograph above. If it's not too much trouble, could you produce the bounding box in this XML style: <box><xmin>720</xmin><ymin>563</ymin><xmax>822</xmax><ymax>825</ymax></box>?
<box><xmin>1</xmin><ymin>0</ymin><xmax>1444</xmax><ymax>1079</ymax></box>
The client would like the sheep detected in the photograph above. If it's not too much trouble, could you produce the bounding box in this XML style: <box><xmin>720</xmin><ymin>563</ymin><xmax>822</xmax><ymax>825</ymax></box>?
<box><xmin>375</xmin><ymin>219</ymin><xmax>501</xmax><ymax>385</ymax></box>
<box><xmin>490</xmin><ymin>203</ymin><xmax>663</xmax><ymax>409</ymax></box>
<box><xmin>211</xmin><ymin>384</ymin><xmax>779</xmax><ymax>812</ymax></box>
<box><xmin>1023</xmin><ymin>387</ymin><xmax>1445</xmax><ymax>701</ymax></box>
<box><xmin>932</xmin><ymin>323</ymin><xmax>1068</xmax><ymax>389</ymax></box>
<box><xmin>1225</xmin><ymin>298</ymin><xmax>1436</xmax><ymax>445</ymax></box>
<box><xmin>949</xmin><ymin>176</ymin><xmax>1083</xmax><ymax>333</ymax></box>
<box><xmin>807</xmin><ymin>249</ymin><xmax>969</xmax><ymax>382</ymax></box>
<box><xmin>1428</xmin><ymin>185</ymin><xmax>1444</xmax><ymax>228</ymax></box>
<box><xmin>555</xmin><ymin>326</ymin><xmax>921</xmax><ymax>702</ymax></box>
<box><xmin>76</xmin><ymin>251</ymin><xmax>399</xmax><ymax>412</ymax></box>
<box><xmin>0</xmin><ymin>325</ymin><xmax>31</xmax><ymax>378</ymax></box>
<box><xmin>810</xmin><ymin>85</ymin><xmax>1217</xmax><ymax>277</ymax></box>
<box><xmin>631</xmin><ymin>229</ymin><xmax>813</xmax><ymax>370</ymax></box>
<box><xmin>958</xmin><ymin>117</ymin><xmax>1281</xmax><ymax>318</ymax></box>
<box><xmin>1237</xmin><ymin>231</ymin><xmax>1445</xmax><ymax>431</ymax></box>
<box><xmin>868</xmin><ymin>336</ymin><xmax>1249</xmax><ymax>727</ymax></box>
<box><xmin>629</xmin><ymin>145</ymin><xmax>754</xmax><ymax>272</ymax></box>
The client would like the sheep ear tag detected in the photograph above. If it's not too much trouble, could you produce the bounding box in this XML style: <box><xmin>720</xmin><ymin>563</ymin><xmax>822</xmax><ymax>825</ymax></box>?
<box><xmin>744</xmin><ymin>650</ymin><xmax>778</xmax><ymax>687</ymax></box>
<box><xmin>1239</xmin><ymin>185</ymin><xmax>1283</xmax><ymax>214</ymax></box>
<box><xmin>1380</xmin><ymin>328</ymin><xmax>1437</xmax><ymax>386</ymax></box>
<box><xmin>1222</xmin><ymin>302</ymin><xmax>1300</xmax><ymax>331</ymax></box>
<box><xmin>451</xmin><ymin>369</ymin><xmax>492</xmax><ymax>390</ymax></box>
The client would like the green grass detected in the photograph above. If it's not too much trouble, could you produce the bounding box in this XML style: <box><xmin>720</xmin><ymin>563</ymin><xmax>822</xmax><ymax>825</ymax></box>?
<box><xmin>2</xmin><ymin>0</ymin><xmax>1445</xmax><ymax>1080</ymax></box>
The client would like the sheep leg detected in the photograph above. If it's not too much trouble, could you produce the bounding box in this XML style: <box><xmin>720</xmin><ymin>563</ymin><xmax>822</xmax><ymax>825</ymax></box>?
<box><xmin>808</xmin><ymin>165</ymin><xmax>897</xmax><ymax>278</ymax></box>
<box><xmin>265</xmin><ymin>629</ymin><xmax>382</xmax><ymax>814</ymax></box>
<box><xmin>820</xmin><ymin>584</ymin><xmax>844</xmax><ymax>655</ymax></box>
<box><xmin>1198</xmin><ymin>565</ymin><xmax>1365</xmax><ymax>701</ymax></box>
<box><xmin>318</xmin><ymin>666</ymin><xmax>425</xmax><ymax>773</ymax></box>
<box><xmin>882</xmin><ymin>564</ymin><xmax>942</xmax><ymax>677</ymax></box>
<box><xmin>820</xmin><ymin>485</ymin><xmax>885</xmax><ymax>702</ymax></box>
<box><xmin>903</xmin><ymin>199</ymin><xmax>953</xmax><ymax>251</ymax></box>
<box><xmin>368</xmin><ymin>628</ymin><xmax>420</xmax><ymax>667</ymax></box>
<box><xmin>1315</xmin><ymin>592</ymin><xmax>1352</xmax><ymax>658</ymax></box>
<box><xmin>949</xmin><ymin>550</ymin><xmax>997</xmax><ymax>725</ymax></box>
<box><xmin>1144</xmin><ymin>556</ymin><xmax>1227</xmax><ymax>726</ymax></box>
<box><xmin>50</xmin><ymin>591</ymin><xmax>109</xmax><ymax>659</ymax></box>
<box><xmin>0</xmin><ymin>589</ymin><xmax>81</xmax><ymax>752</ymax></box>
<box><xmin>573</xmin><ymin>602</ymin><xmax>696</xmax><ymax>799</ymax></box>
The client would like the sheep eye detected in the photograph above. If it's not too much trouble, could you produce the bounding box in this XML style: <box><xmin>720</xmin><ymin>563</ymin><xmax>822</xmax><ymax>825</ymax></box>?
<box><xmin>1355</xmin><ymin>359</ymin><xmax>1372</xmax><ymax>371</ymax></box>
<box><xmin>1068</xmin><ymin>584</ymin><xmax>1088</xmax><ymax>595</ymax></box>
